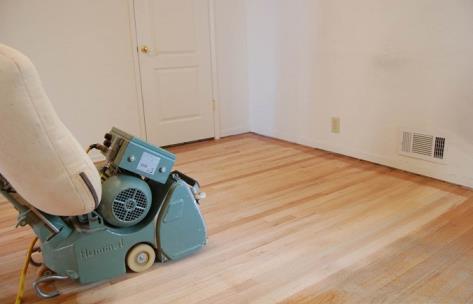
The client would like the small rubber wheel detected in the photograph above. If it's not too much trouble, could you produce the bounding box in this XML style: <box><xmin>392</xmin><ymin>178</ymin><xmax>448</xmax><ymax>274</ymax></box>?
<box><xmin>126</xmin><ymin>244</ymin><xmax>156</xmax><ymax>273</ymax></box>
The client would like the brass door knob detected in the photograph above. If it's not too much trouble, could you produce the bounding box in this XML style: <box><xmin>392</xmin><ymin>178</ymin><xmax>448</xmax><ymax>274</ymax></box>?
<box><xmin>140</xmin><ymin>46</ymin><xmax>150</xmax><ymax>54</ymax></box>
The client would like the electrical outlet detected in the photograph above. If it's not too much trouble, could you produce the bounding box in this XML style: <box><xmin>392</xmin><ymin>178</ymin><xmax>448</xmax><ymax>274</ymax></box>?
<box><xmin>331</xmin><ymin>117</ymin><xmax>340</xmax><ymax>133</ymax></box>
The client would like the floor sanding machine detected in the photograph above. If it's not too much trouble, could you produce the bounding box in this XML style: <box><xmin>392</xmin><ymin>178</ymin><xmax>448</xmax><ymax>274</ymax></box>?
<box><xmin>0</xmin><ymin>45</ymin><xmax>207</xmax><ymax>299</ymax></box>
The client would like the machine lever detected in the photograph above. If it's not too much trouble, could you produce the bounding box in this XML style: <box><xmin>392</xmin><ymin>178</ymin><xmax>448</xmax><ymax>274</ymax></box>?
<box><xmin>172</xmin><ymin>171</ymin><xmax>205</xmax><ymax>202</ymax></box>
<box><xmin>192</xmin><ymin>188</ymin><xmax>206</xmax><ymax>201</ymax></box>
<box><xmin>4</xmin><ymin>190</ymin><xmax>61</xmax><ymax>236</ymax></box>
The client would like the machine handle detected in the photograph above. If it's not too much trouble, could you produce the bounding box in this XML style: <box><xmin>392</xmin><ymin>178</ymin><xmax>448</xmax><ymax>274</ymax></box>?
<box><xmin>33</xmin><ymin>274</ymin><xmax>69</xmax><ymax>298</ymax></box>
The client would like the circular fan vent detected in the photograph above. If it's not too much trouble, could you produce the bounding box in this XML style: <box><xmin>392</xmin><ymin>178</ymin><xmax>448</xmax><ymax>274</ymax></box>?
<box><xmin>98</xmin><ymin>174</ymin><xmax>152</xmax><ymax>228</ymax></box>
<box><xmin>112</xmin><ymin>188</ymin><xmax>149</xmax><ymax>225</ymax></box>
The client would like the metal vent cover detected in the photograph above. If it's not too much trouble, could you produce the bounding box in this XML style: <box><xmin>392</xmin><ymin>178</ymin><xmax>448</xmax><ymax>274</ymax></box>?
<box><xmin>401</xmin><ymin>131</ymin><xmax>412</xmax><ymax>153</ymax></box>
<box><xmin>434</xmin><ymin>137</ymin><xmax>446</xmax><ymax>160</ymax></box>
<box><xmin>411</xmin><ymin>133</ymin><xmax>434</xmax><ymax>157</ymax></box>
<box><xmin>112</xmin><ymin>188</ymin><xmax>150</xmax><ymax>225</ymax></box>
<box><xmin>399</xmin><ymin>130</ymin><xmax>447</xmax><ymax>163</ymax></box>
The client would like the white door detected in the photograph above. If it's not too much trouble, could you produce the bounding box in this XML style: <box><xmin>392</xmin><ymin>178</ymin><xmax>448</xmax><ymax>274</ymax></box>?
<box><xmin>134</xmin><ymin>0</ymin><xmax>215</xmax><ymax>146</ymax></box>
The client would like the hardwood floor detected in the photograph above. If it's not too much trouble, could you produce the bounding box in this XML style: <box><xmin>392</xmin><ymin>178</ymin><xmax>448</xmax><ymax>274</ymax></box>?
<box><xmin>1</xmin><ymin>133</ymin><xmax>472</xmax><ymax>303</ymax></box>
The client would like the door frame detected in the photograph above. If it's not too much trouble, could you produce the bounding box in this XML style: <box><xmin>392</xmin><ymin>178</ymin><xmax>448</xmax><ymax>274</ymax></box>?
<box><xmin>127</xmin><ymin>0</ymin><xmax>221</xmax><ymax>141</ymax></box>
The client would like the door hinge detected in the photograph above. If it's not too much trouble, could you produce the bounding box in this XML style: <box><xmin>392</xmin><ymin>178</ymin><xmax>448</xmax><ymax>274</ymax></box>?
<box><xmin>212</xmin><ymin>99</ymin><xmax>216</xmax><ymax>111</ymax></box>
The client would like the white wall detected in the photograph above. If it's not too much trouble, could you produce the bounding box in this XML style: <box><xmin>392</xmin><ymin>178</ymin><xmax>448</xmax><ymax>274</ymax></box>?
<box><xmin>246</xmin><ymin>0</ymin><xmax>473</xmax><ymax>188</ymax></box>
<box><xmin>0</xmin><ymin>0</ymin><xmax>250</xmax><ymax>148</ymax></box>
<box><xmin>1</xmin><ymin>0</ymin><xmax>471</xmax><ymax>187</ymax></box>
<box><xmin>0</xmin><ymin>0</ymin><xmax>144</xmax><ymax>154</ymax></box>
<box><xmin>214</xmin><ymin>0</ymin><xmax>250</xmax><ymax>136</ymax></box>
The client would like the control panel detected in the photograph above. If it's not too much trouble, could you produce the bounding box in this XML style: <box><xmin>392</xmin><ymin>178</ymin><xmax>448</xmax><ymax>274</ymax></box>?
<box><xmin>105</xmin><ymin>127</ymin><xmax>176</xmax><ymax>184</ymax></box>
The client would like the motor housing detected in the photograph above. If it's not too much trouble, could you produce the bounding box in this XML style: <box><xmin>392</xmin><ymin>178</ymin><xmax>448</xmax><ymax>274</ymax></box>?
<box><xmin>98</xmin><ymin>175</ymin><xmax>152</xmax><ymax>227</ymax></box>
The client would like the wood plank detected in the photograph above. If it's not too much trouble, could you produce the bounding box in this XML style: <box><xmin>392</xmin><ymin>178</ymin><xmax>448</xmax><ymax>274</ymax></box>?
<box><xmin>0</xmin><ymin>134</ymin><xmax>471</xmax><ymax>303</ymax></box>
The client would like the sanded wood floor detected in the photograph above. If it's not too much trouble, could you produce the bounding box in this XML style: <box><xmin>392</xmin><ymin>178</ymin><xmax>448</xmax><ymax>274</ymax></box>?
<box><xmin>1</xmin><ymin>133</ymin><xmax>473</xmax><ymax>303</ymax></box>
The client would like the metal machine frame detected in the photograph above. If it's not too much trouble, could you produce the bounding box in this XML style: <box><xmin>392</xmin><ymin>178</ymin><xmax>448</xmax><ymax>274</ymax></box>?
<box><xmin>1</xmin><ymin>127</ymin><xmax>207</xmax><ymax>298</ymax></box>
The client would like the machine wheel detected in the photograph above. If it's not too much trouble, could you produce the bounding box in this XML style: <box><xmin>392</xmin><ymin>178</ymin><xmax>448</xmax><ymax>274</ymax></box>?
<box><xmin>126</xmin><ymin>244</ymin><xmax>156</xmax><ymax>273</ymax></box>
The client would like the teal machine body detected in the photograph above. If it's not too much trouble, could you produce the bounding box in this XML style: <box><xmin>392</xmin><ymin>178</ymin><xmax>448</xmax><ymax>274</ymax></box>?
<box><xmin>0</xmin><ymin>127</ymin><xmax>207</xmax><ymax>298</ymax></box>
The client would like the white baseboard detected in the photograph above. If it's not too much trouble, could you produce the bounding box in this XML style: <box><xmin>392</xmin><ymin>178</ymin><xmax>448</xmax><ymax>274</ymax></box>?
<box><xmin>251</xmin><ymin>129</ymin><xmax>472</xmax><ymax>189</ymax></box>
<box><xmin>221</xmin><ymin>125</ymin><xmax>250</xmax><ymax>137</ymax></box>
<box><xmin>300</xmin><ymin>136</ymin><xmax>472</xmax><ymax>189</ymax></box>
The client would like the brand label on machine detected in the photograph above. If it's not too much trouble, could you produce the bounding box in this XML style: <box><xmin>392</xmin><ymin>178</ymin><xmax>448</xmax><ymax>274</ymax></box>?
<box><xmin>137</xmin><ymin>151</ymin><xmax>161</xmax><ymax>175</ymax></box>
<box><xmin>80</xmin><ymin>238</ymin><xmax>125</xmax><ymax>260</ymax></box>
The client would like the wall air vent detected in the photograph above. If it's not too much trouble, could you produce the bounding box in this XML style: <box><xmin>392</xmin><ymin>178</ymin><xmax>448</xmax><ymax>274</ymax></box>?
<box><xmin>399</xmin><ymin>130</ymin><xmax>447</xmax><ymax>163</ymax></box>
<box><xmin>401</xmin><ymin>131</ymin><xmax>412</xmax><ymax>153</ymax></box>
<box><xmin>433</xmin><ymin>137</ymin><xmax>446</xmax><ymax>160</ymax></box>
<box><xmin>411</xmin><ymin>133</ymin><xmax>434</xmax><ymax>156</ymax></box>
